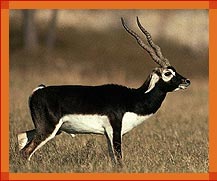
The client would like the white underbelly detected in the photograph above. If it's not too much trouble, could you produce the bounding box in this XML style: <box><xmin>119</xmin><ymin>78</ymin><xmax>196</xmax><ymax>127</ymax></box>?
<box><xmin>60</xmin><ymin>114</ymin><xmax>109</xmax><ymax>134</ymax></box>
<box><xmin>59</xmin><ymin>112</ymin><xmax>152</xmax><ymax>136</ymax></box>
<box><xmin>121</xmin><ymin>112</ymin><xmax>153</xmax><ymax>135</ymax></box>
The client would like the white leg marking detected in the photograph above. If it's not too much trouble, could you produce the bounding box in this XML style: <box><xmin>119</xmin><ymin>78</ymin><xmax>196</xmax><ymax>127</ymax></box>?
<box><xmin>28</xmin><ymin>119</ymin><xmax>63</xmax><ymax>161</ymax></box>
<box><xmin>18</xmin><ymin>132</ymin><xmax>28</xmax><ymax>151</ymax></box>
<box><xmin>104</xmin><ymin>127</ymin><xmax>116</xmax><ymax>163</ymax></box>
<box><xmin>70</xmin><ymin>134</ymin><xmax>76</xmax><ymax>138</ymax></box>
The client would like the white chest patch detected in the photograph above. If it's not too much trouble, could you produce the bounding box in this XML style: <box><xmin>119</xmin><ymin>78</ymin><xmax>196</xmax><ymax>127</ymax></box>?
<box><xmin>121</xmin><ymin>112</ymin><xmax>153</xmax><ymax>135</ymax></box>
<box><xmin>60</xmin><ymin>114</ymin><xmax>110</xmax><ymax>134</ymax></box>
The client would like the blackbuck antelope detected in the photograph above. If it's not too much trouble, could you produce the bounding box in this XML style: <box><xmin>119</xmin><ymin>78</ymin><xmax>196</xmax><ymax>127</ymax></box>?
<box><xmin>18</xmin><ymin>17</ymin><xmax>190</xmax><ymax>164</ymax></box>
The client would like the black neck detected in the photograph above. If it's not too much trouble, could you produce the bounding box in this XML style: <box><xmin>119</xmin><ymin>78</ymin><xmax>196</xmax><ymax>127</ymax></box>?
<box><xmin>144</xmin><ymin>85</ymin><xmax>167</xmax><ymax>113</ymax></box>
<box><xmin>137</xmin><ymin>74</ymin><xmax>151</xmax><ymax>93</ymax></box>
<box><xmin>131</xmin><ymin>80</ymin><xmax>167</xmax><ymax>115</ymax></box>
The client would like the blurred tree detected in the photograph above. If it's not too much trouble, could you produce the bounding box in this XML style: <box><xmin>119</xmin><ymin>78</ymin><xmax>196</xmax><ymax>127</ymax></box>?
<box><xmin>22</xmin><ymin>10</ymin><xmax>39</xmax><ymax>52</ymax></box>
<box><xmin>46</xmin><ymin>10</ymin><xmax>58</xmax><ymax>51</ymax></box>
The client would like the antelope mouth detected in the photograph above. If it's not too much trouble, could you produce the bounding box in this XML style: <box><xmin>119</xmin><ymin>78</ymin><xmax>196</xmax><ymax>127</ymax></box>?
<box><xmin>179</xmin><ymin>81</ymin><xmax>190</xmax><ymax>89</ymax></box>
<box><xmin>178</xmin><ymin>84</ymin><xmax>189</xmax><ymax>90</ymax></box>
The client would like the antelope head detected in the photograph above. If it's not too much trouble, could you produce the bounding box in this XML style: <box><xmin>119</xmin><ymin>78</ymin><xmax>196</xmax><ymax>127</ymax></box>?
<box><xmin>121</xmin><ymin>17</ymin><xmax>190</xmax><ymax>93</ymax></box>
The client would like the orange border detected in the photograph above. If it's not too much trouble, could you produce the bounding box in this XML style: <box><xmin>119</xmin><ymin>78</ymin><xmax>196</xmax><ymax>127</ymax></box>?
<box><xmin>209</xmin><ymin>8</ymin><xmax>217</xmax><ymax>177</ymax></box>
<box><xmin>1</xmin><ymin>0</ymin><xmax>216</xmax><ymax>181</ymax></box>
<box><xmin>9</xmin><ymin>173</ymin><xmax>209</xmax><ymax>180</ymax></box>
<box><xmin>8</xmin><ymin>1</ymin><xmax>209</xmax><ymax>9</ymax></box>
<box><xmin>1</xmin><ymin>7</ymin><xmax>9</xmax><ymax>175</ymax></box>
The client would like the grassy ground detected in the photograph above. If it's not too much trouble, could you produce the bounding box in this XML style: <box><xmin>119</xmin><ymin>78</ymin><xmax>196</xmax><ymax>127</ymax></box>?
<box><xmin>9</xmin><ymin>56</ymin><xmax>208</xmax><ymax>172</ymax></box>
<box><xmin>9</xmin><ymin>18</ymin><xmax>208</xmax><ymax>172</ymax></box>
<box><xmin>9</xmin><ymin>76</ymin><xmax>208</xmax><ymax>173</ymax></box>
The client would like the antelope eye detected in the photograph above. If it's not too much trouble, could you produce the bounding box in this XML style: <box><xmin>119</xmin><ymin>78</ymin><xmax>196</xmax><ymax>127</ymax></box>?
<box><xmin>164</xmin><ymin>72</ymin><xmax>172</xmax><ymax>76</ymax></box>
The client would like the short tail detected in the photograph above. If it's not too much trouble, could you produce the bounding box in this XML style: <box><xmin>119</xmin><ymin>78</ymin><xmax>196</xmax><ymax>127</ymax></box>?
<box><xmin>29</xmin><ymin>84</ymin><xmax>46</xmax><ymax>107</ymax></box>
<box><xmin>38</xmin><ymin>84</ymin><xmax>46</xmax><ymax>88</ymax></box>
<box><xmin>32</xmin><ymin>84</ymin><xmax>46</xmax><ymax>94</ymax></box>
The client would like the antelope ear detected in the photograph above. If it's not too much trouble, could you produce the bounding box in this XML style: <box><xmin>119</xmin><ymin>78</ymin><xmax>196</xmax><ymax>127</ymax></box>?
<box><xmin>145</xmin><ymin>73</ymin><xmax>160</xmax><ymax>93</ymax></box>
<box><xmin>141</xmin><ymin>74</ymin><xmax>152</xmax><ymax>92</ymax></box>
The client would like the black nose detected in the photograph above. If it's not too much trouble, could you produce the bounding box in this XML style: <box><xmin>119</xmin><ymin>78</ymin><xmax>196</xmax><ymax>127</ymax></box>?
<box><xmin>185</xmin><ymin>79</ymin><xmax>190</xmax><ymax>85</ymax></box>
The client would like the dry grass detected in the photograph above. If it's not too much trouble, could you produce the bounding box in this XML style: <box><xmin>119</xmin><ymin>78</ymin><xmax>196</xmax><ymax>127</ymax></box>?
<box><xmin>9</xmin><ymin>19</ymin><xmax>208</xmax><ymax>172</ymax></box>
<box><xmin>9</xmin><ymin>61</ymin><xmax>208</xmax><ymax>172</ymax></box>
